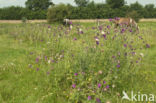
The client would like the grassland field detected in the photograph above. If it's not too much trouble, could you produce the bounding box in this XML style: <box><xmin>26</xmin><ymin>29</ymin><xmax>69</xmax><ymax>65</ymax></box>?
<box><xmin>0</xmin><ymin>21</ymin><xmax>155</xmax><ymax>103</ymax></box>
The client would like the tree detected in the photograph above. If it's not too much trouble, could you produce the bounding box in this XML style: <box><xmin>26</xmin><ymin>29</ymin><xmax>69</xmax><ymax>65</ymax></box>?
<box><xmin>47</xmin><ymin>4</ymin><xmax>70</xmax><ymax>23</ymax></box>
<box><xmin>74</xmin><ymin>0</ymin><xmax>89</xmax><ymax>7</ymax></box>
<box><xmin>25</xmin><ymin>0</ymin><xmax>54</xmax><ymax>11</ymax></box>
<box><xmin>144</xmin><ymin>4</ymin><xmax>155</xmax><ymax>18</ymax></box>
<box><xmin>106</xmin><ymin>0</ymin><xmax>125</xmax><ymax>8</ymax></box>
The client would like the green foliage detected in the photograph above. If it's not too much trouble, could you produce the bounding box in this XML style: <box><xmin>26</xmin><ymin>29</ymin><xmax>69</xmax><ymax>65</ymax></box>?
<box><xmin>0</xmin><ymin>22</ymin><xmax>155</xmax><ymax>103</ymax></box>
<box><xmin>47</xmin><ymin>4</ymin><xmax>70</xmax><ymax>23</ymax></box>
<box><xmin>74</xmin><ymin>0</ymin><xmax>89</xmax><ymax>7</ymax></box>
<box><xmin>106</xmin><ymin>0</ymin><xmax>125</xmax><ymax>8</ymax></box>
<box><xmin>0</xmin><ymin>6</ymin><xmax>47</xmax><ymax>20</ymax></box>
<box><xmin>25</xmin><ymin>0</ymin><xmax>54</xmax><ymax>11</ymax></box>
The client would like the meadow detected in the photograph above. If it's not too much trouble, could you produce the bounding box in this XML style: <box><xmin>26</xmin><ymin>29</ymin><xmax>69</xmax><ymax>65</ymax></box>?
<box><xmin>0</xmin><ymin>21</ymin><xmax>155</xmax><ymax>103</ymax></box>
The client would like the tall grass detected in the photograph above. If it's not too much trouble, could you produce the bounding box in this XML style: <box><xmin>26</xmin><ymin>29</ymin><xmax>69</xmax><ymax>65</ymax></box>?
<box><xmin>0</xmin><ymin>22</ymin><xmax>153</xmax><ymax>103</ymax></box>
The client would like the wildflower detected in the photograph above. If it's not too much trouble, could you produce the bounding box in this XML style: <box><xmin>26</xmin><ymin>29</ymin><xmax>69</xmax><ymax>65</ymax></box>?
<box><xmin>96</xmin><ymin>41</ymin><xmax>99</xmax><ymax>45</ymax></box>
<box><xmin>112</xmin><ymin>84</ymin><xmax>115</xmax><ymax>88</ymax></box>
<box><xmin>101</xmin><ymin>31</ymin><xmax>105</xmax><ymax>34</ymax></box>
<box><xmin>98</xmin><ymin>70</ymin><xmax>103</xmax><ymax>74</ymax></box>
<box><xmin>48</xmin><ymin>60</ymin><xmax>51</xmax><ymax>64</ymax></box>
<box><xmin>106</xmin><ymin>85</ymin><xmax>109</xmax><ymax>89</ymax></box>
<box><xmin>36</xmin><ymin>57</ymin><xmax>39</xmax><ymax>63</ymax></box>
<box><xmin>36</xmin><ymin>68</ymin><xmax>39</xmax><ymax>71</ymax></box>
<box><xmin>96</xmin><ymin>98</ymin><xmax>101</xmax><ymax>103</ymax></box>
<box><xmin>136</xmin><ymin>61</ymin><xmax>139</xmax><ymax>63</ymax></box>
<box><xmin>129</xmin><ymin>29</ymin><xmax>133</xmax><ymax>32</ymax></box>
<box><xmin>72</xmin><ymin>84</ymin><xmax>76</xmax><ymax>88</ymax></box>
<box><xmin>73</xmin><ymin>38</ymin><xmax>77</xmax><ymax>40</ymax></box>
<box><xmin>88</xmin><ymin>96</ymin><xmax>91</xmax><ymax>100</ymax></box>
<box><xmin>103</xmin><ymin>81</ymin><xmax>106</xmax><ymax>84</ymax></box>
<box><xmin>107</xmin><ymin>25</ymin><xmax>110</xmax><ymax>29</ymax></box>
<box><xmin>98</xmin><ymin>26</ymin><xmax>102</xmax><ymax>30</ymax></box>
<box><xmin>74</xmin><ymin>73</ymin><xmax>78</xmax><ymax>76</ymax></box>
<box><xmin>103</xmin><ymin>34</ymin><xmax>106</xmax><ymax>39</ymax></box>
<box><xmin>112</xmin><ymin>56</ymin><xmax>116</xmax><ymax>58</ymax></box>
<box><xmin>109</xmin><ymin>18</ymin><xmax>112</xmax><ymax>22</ymax></box>
<box><xmin>146</xmin><ymin>44</ymin><xmax>150</xmax><ymax>48</ymax></box>
<box><xmin>124</xmin><ymin>44</ymin><xmax>127</xmax><ymax>48</ymax></box>
<box><xmin>117</xmin><ymin>64</ymin><xmax>120</xmax><ymax>68</ymax></box>
<box><xmin>98</xmin><ymin>83</ymin><xmax>102</xmax><ymax>88</ymax></box>
<box><xmin>140</xmin><ymin>53</ymin><xmax>144</xmax><ymax>57</ymax></box>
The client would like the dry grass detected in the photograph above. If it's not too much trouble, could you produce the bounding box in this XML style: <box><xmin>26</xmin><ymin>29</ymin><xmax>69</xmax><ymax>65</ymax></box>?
<box><xmin>0</xmin><ymin>19</ymin><xmax>156</xmax><ymax>24</ymax></box>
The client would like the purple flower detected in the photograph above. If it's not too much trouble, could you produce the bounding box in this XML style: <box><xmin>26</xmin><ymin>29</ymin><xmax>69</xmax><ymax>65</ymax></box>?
<box><xmin>103</xmin><ymin>81</ymin><xmax>106</xmax><ymax>84</ymax></box>
<box><xmin>73</xmin><ymin>38</ymin><xmax>77</xmax><ymax>41</ymax></box>
<box><xmin>109</xmin><ymin>18</ymin><xmax>112</xmax><ymax>22</ymax></box>
<box><xmin>45</xmin><ymin>56</ymin><xmax>47</xmax><ymax>61</ymax></box>
<box><xmin>117</xmin><ymin>64</ymin><xmax>120</xmax><ymax>68</ymax></box>
<box><xmin>129</xmin><ymin>29</ymin><xmax>133</xmax><ymax>32</ymax></box>
<box><xmin>36</xmin><ymin>57</ymin><xmax>39</xmax><ymax>63</ymax></box>
<box><xmin>98</xmin><ymin>83</ymin><xmax>102</xmax><ymax>88</ymax></box>
<box><xmin>36</xmin><ymin>68</ymin><xmax>39</xmax><ymax>71</ymax></box>
<box><xmin>124</xmin><ymin>44</ymin><xmax>127</xmax><ymax>48</ymax></box>
<box><xmin>103</xmin><ymin>34</ymin><xmax>106</xmax><ymax>39</ymax></box>
<box><xmin>112</xmin><ymin>56</ymin><xmax>116</xmax><ymax>58</ymax></box>
<box><xmin>98</xmin><ymin>26</ymin><xmax>103</xmax><ymax>31</ymax></box>
<box><xmin>69</xmin><ymin>21</ymin><xmax>72</xmax><ymax>25</ymax></box>
<box><xmin>106</xmin><ymin>85</ymin><xmax>109</xmax><ymax>89</ymax></box>
<box><xmin>107</xmin><ymin>25</ymin><xmax>110</xmax><ymax>29</ymax></box>
<box><xmin>96</xmin><ymin>41</ymin><xmax>99</xmax><ymax>45</ymax></box>
<box><xmin>88</xmin><ymin>96</ymin><xmax>91</xmax><ymax>100</ymax></box>
<box><xmin>72</xmin><ymin>84</ymin><xmax>76</xmax><ymax>88</ymax></box>
<box><xmin>136</xmin><ymin>61</ymin><xmax>139</xmax><ymax>63</ymax></box>
<box><xmin>146</xmin><ymin>44</ymin><xmax>150</xmax><ymax>48</ymax></box>
<box><xmin>74</xmin><ymin>73</ymin><xmax>78</xmax><ymax>76</ymax></box>
<box><xmin>96</xmin><ymin>98</ymin><xmax>101</xmax><ymax>103</ymax></box>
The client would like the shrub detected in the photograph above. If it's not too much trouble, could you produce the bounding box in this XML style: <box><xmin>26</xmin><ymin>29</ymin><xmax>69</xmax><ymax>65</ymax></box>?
<box><xmin>47</xmin><ymin>4</ymin><xmax>70</xmax><ymax>23</ymax></box>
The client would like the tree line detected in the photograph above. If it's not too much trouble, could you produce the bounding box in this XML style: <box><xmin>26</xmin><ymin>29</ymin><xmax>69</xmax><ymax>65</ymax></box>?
<box><xmin>0</xmin><ymin>0</ymin><xmax>156</xmax><ymax>21</ymax></box>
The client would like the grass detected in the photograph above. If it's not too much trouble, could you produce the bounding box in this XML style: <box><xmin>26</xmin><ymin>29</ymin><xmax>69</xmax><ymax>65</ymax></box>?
<box><xmin>0</xmin><ymin>22</ymin><xmax>156</xmax><ymax>103</ymax></box>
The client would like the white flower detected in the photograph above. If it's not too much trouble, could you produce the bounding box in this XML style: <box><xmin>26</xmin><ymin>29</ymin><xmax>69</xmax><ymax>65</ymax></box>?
<box><xmin>70</xmin><ymin>25</ymin><xmax>73</xmax><ymax>29</ymax></box>
<box><xmin>79</xmin><ymin>28</ymin><xmax>82</xmax><ymax>32</ymax></box>
<box><xmin>48</xmin><ymin>60</ymin><xmax>51</xmax><ymax>64</ymax></box>
<box><xmin>101</xmin><ymin>31</ymin><xmax>105</xmax><ymax>34</ymax></box>
<box><xmin>140</xmin><ymin>53</ymin><xmax>144</xmax><ymax>57</ymax></box>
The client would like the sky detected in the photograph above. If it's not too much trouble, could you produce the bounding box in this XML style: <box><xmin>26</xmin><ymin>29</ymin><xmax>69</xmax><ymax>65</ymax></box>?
<box><xmin>0</xmin><ymin>0</ymin><xmax>156</xmax><ymax>8</ymax></box>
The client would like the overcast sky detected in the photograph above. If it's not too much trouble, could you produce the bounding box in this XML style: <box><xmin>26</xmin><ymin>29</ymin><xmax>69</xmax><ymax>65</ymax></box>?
<box><xmin>0</xmin><ymin>0</ymin><xmax>156</xmax><ymax>8</ymax></box>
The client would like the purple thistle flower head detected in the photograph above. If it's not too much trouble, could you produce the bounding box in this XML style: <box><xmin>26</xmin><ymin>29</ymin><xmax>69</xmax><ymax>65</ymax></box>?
<box><xmin>117</xmin><ymin>64</ymin><xmax>120</xmax><ymax>68</ymax></box>
<box><xmin>74</xmin><ymin>73</ymin><xmax>78</xmax><ymax>76</ymax></box>
<box><xmin>106</xmin><ymin>85</ymin><xmax>109</xmax><ymax>89</ymax></box>
<box><xmin>96</xmin><ymin>98</ymin><xmax>101</xmax><ymax>103</ymax></box>
<box><xmin>72</xmin><ymin>84</ymin><xmax>76</xmax><ymax>88</ymax></box>
<box><xmin>109</xmin><ymin>18</ymin><xmax>113</xmax><ymax>22</ymax></box>
<box><xmin>96</xmin><ymin>41</ymin><xmax>99</xmax><ymax>45</ymax></box>
<box><xmin>129</xmin><ymin>29</ymin><xmax>133</xmax><ymax>32</ymax></box>
<box><xmin>112</xmin><ymin>56</ymin><xmax>116</xmax><ymax>58</ymax></box>
<box><xmin>103</xmin><ymin>34</ymin><xmax>106</xmax><ymax>39</ymax></box>
<box><xmin>69</xmin><ymin>21</ymin><xmax>72</xmax><ymax>25</ymax></box>
<box><xmin>107</xmin><ymin>25</ymin><xmax>110</xmax><ymax>29</ymax></box>
<box><xmin>98</xmin><ymin>83</ymin><xmax>102</xmax><ymax>88</ymax></box>
<box><xmin>124</xmin><ymin>44</ymin><xmax>127</xmax><ymax>48</ymax></box>
<box><xmin>98</xmin><ymin>26</ymin><xmax>103</xmax><ymax>31</ymax></box>
<box><xmin>103</xmin><ymin>81</ymin><xmax>106</xmax><ymax>84</ymax></box>
<box><xmin>73</xmin><ymin>38</ymin><xmax>77</xmax><ymax>41</ymax></box>
<box><xmin>36</xmin><ymin>68</ymin><xmax>39</xmax><ymax>71</ymax></box>
<box><xmin>88</xmin><ymin>96</ymin><xmax>91</xmax><ymax>100</ymax></box>
<box><xmin>146</xmin><ymin>44</ymin><xmax>150</xmax><ymax>48</ymax></box>
<box><xmin>36</xmin><ymin>57</ymin><xmax>39</xmax><ymax>63</ymax></box>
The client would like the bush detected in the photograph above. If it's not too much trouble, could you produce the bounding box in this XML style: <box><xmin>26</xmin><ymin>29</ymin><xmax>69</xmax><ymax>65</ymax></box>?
<box><xmin>47</xmin><ymin>4</ymin><xmax>70</xmax><ymax>23</ymax></box>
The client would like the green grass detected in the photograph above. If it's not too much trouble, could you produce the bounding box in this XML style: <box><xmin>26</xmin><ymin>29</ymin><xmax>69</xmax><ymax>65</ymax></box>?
<box><xmin>0</xmin><ymin>22</ymin><xmax>156</xmax><ymax>103</ymax></box>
